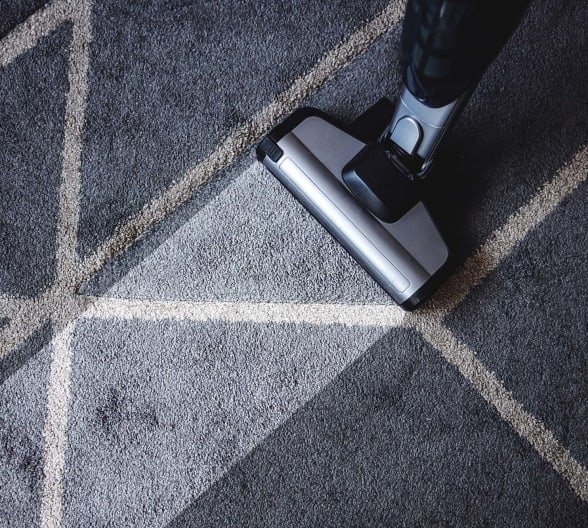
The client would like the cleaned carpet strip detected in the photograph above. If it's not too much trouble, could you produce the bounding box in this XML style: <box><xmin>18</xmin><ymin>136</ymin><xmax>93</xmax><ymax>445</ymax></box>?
<box><xmin>83</xmin><ymin>297</ymin><xmax>406</xmax><ymax>327</ymax></box>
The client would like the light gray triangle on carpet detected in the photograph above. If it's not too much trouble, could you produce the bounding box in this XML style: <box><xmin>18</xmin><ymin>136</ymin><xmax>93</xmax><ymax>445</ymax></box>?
<box><xmin>0</xmin><ymin>22</ymin><xmax>72</xmax><ymax>297</ymax></box>
<box><xmin>62</xmin><ymin>316</ymin><xmax>391</xmax><ymax>527</ymax></box>
<box><xmin>101</xmin><ymin>162</ymin><xmax>393</xmax><ymax>304</ymax></box>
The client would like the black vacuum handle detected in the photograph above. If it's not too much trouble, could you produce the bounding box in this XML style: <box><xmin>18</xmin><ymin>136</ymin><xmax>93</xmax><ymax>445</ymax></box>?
<box><xmin>401</xmin><ymin>0</ymin><xmax>531</xmax><ymax>107</ymax></box>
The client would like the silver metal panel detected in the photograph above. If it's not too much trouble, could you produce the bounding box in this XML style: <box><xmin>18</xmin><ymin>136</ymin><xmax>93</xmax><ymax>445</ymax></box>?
<box><xmin>391</xmin><ymin>116</ymin><xmax>422</xmax><ymax>155</ymax></box>
<box><xmin>291</xmin><ymin>116</ymin><xmax>365</xmax><ymax>175</ymax></box>
<box><xmin>390</xmin><ymin>201</ymin><xmax>448</xmax><ymax>275</ymax></box>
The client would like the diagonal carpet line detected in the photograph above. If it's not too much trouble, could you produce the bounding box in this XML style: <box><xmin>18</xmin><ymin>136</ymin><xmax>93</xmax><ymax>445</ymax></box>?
<box><xmin>423</xmin><ymin>144</ymin><xmax>588</xmax><ymax>317</ymax></box>
<box><xmin>54</xmin><ymin>0</ymin><xmax>92</xmax><ymax>278</ymax></box>
<box><xmin>411</xmin><ymin>315</ymin><xmax>588</xmax><ymax>503</ymax></box>
<box><xmin>400</xmin><ymin>144</ymin><xmax>588</xmax><ymax>502</ymax></box>
<box><xmin>79</xmin><ymin>0</ymin><xmax>407</xmax><ymax>286</ymax></box>
<box><xmin>0</xmin><ymin>0</ymin><xmax>73</xmax><ymax>69</ymax></box>
<box><xmin>81</xmin><ymin>296</ymin><xmax>406</xmax><ymax>327</ymax></box>
<box><xmin>0</xmin><ymin>294</ymin><xmax>33</xmax><ymax>316</ymax></box>
<box><xmin>39</xmin><ymin>322</ymin><xmax>75</xmax><ymax>528</ymax></box>
<box><xmin>0</xmin><ymin>0</ymin><xmax>406</xmax><ymax>363</ymax></box>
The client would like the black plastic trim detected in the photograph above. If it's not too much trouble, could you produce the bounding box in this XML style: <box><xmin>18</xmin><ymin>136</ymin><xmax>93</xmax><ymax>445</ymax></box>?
<box><xmin>257</xmin><ymin>137</ymin><xmax>283</xmax><ymax>163</ymax></box>
<box><xmin>342</xmin><ymin>143</ymin><xmax>420</xmax><ymax>223</ymax></box>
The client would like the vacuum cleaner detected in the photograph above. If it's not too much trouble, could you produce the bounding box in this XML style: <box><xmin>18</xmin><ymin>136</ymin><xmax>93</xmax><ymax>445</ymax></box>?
<box><xmin>257</xmin><ymin>0</ymin><xmax>530</xmax><ymax>310</ymax></box>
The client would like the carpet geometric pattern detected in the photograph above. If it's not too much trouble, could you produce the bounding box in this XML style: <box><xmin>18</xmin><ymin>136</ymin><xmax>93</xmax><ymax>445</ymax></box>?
<box><xmin>0</xmin><ymin>0</ymin><xmax>586</xmax><ymax>526</ymax></box>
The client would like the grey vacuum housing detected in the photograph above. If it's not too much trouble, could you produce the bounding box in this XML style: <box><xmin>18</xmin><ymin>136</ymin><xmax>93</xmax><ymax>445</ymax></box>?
<box><xmin>257</xmin><ymin>99</ymin><xmax>450</xmax><ymax>310</ymax></box>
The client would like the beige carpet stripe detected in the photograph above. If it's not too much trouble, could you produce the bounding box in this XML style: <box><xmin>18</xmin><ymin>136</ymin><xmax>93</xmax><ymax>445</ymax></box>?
<box><xmin>411</xmin><ymin>315</ymin><xmax>588</xmax><ymax>502</ymax></box>
<box><xmin>82</xmin><ymin>296</ymin><xmax>406</xmax><ymax>328</ymax></box>
<box><xmin>0</xmin><ymin>0</ymin><xmax>72</xmax><ymax>69</ymax></box>
<box><xmin>55</xmin><ymin>0</ymin><xmax>93</xmax><ymax>277</ymax></box>
<box><xmin>80</xmin><ymin>0</ymin><xmax>406</xmax><ymax>284</ymax></box>
<box><xmin>39</xmin><ymin>323</ymin><xmax>74</xmax><ymax>528</ymax></box>
<box><xmin>426</xmin><ymin>144</ymin><xmax>588</xmax><ymax>315</ymax></box>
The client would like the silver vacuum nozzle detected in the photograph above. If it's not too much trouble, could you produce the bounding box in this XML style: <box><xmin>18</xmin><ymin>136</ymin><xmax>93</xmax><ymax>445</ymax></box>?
<box><xmin>257</xmin><ymin>107</ymin><xmax>450</xmax><ymax>310</ymax></box>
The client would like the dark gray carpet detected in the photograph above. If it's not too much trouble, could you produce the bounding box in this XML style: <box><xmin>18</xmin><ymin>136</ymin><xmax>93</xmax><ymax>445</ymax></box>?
<box><xmin>0</xmin><ymin>0</ymin><xmax>586</xmax><ymax>526</ymax></box>
<box><xmin>171</xmin><ymin>328</ymin><xmax>588</xmax><ymax>528</ymax></box>
<box><xmin>0</xmin><ymin>22</ymin><xmax>71</xmax><ymax>295</ymax></box>
<box><xmin>447</xmin><ymin>183</ymin><xmax>588</xmax><ymax>468</ymax></box>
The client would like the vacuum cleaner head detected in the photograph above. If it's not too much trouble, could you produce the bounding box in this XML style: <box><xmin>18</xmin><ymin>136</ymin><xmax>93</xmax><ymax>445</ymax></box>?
<box><xmin>257</xmin><ymin>103</ymin><xmax>451</xmax><ymax>310</ymax></box>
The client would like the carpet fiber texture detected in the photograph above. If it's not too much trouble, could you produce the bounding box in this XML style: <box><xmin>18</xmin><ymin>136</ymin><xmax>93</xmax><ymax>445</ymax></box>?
<box><xmin>0</xmin><ymin>0</ymin><xmax>587</xmax><ymax>526</ymax></box>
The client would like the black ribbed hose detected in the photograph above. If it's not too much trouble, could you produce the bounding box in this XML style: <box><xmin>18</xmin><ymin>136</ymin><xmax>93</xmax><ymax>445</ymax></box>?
<box><xmin>401</xmin><ymin>0</ymin><xmax>531</xmax><ymax>107</ymax></box>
